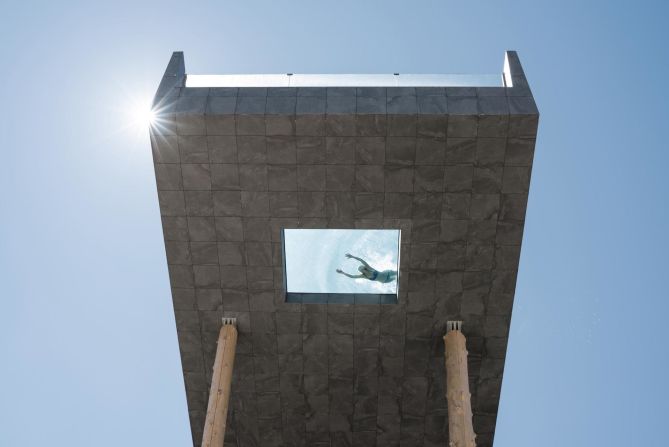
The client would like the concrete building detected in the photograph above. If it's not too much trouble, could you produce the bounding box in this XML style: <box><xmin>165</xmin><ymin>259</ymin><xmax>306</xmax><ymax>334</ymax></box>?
<box><xmin>149</xmin><ymin>51</ymin><xmax>538</xmax><ymax>447</ymax></box>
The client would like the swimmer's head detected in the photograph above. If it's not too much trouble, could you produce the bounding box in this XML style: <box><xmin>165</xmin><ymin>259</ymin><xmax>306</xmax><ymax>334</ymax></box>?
<box><xmin>358</xmin><ymin>265</ymin><xmax>364</xmax><ymax>272</ymax></box>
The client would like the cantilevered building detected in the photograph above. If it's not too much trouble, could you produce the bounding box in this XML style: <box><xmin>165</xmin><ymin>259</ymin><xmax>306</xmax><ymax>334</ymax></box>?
<box><xmin>149</xmin><ymin>51</ymin><xmax>538</xmax><ymax>447</ymax></box>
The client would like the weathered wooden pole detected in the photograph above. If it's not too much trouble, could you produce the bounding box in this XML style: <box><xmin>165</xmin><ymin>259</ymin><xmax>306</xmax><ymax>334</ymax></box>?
<box><xmin>202</xmin><ymin>318</ymin><xmax>238</xmax><ymax>447</ymax></box>
<box><xmin>443</xmin><ymin>321</ymin><xmax>476</xmax><ymax>447</ymax></box>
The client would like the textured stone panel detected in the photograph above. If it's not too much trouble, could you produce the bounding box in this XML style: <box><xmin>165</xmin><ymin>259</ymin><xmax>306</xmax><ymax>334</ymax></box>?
<box><xmin>151</xmin><ymin>51</ymin><xmax>538</xmax><ymax>447</ymax></box>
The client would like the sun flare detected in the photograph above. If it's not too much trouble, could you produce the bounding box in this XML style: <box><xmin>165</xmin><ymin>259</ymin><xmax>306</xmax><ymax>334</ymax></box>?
<box><xmin>129</xmin><ymin>99</ymin><xmax>156</xmax><ymax>128</ymax></box>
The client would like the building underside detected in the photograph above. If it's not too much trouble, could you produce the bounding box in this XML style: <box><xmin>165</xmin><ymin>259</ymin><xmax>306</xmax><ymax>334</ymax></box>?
<box><xmin>149</xmin><ymin>51</ymin><xmax>538</xmax><ymax>447</ymax></box>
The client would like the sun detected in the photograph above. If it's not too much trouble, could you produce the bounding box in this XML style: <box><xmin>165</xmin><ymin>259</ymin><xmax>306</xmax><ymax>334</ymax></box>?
<box><xmin>128</xmin><ymin>98</ymin><xmax>156</xmax><ymax>128</ymax></box>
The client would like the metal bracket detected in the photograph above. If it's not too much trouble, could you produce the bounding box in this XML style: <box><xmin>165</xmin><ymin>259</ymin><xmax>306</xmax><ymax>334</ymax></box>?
<box><xmin>447</xmin><ymin>321</ymin><xmax>462</xmax><ymax>332</ymax></box>
<box><xmin>222</xmin><ymin>317</ymin><xmax>237</xmax><ymax>326</ymax></box>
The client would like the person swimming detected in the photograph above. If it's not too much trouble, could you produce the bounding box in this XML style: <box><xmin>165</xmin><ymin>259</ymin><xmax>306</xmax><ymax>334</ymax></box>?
<box><xmin>336</xmin><ymin>253</ymin><xmax>398</xmax><ymax>284</ymax></box>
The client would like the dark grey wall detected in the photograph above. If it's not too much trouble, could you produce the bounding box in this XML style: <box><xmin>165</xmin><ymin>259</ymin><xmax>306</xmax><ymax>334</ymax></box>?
<box><xmin>150</xmin><ymin>51</ymin><xmax>538</xmax><ymax>447</ymax></box>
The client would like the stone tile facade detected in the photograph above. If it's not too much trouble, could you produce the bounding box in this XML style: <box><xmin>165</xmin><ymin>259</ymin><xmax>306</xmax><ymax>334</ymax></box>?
<box><xmin>150</xmin><ymin>51</ymin><xmax>538</xmax><ymax>447</ymax></box>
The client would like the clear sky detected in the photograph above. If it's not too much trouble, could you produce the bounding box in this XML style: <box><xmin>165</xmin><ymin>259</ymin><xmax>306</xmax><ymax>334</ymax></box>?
<box><xmin>1</xmin><ymin>1</ymin><xmax>668</xmax><ymax>446</ymax></box>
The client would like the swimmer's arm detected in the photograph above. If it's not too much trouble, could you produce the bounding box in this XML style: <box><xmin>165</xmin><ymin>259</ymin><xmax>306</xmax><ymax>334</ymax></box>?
<box><xmin>345</xmin><ymin>253</ymin><xmax>371</xmax><ymax>268</ymax></box>
<box><xmin>336</xmin><ymin>269</ymin><xmax>364</xmax><ymax>279</ymax></box>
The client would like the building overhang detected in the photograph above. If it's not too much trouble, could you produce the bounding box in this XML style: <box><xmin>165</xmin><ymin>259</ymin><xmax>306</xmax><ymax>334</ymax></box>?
<box><xmin>149</xmin><ymin>50</ymin><xmax>538</xmax><ymax>447</ymax></box>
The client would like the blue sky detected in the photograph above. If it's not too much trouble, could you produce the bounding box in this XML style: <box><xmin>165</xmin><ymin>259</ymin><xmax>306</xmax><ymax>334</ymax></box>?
<box><xmin>1</xmin><ymin>1</ymin><xmax>668</xmax><ymax>445</ymax></box>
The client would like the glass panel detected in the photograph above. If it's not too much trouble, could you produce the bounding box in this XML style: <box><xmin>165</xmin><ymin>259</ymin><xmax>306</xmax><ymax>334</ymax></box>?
<box><xmin>185</xmin><ymin>73</ymin><xmax>503</xmax><ymax>88</ymax></box>
<box><xmin>283</xmin><ymin>229</ymin><xmax>400</xmax><ymax>295</ymax></box>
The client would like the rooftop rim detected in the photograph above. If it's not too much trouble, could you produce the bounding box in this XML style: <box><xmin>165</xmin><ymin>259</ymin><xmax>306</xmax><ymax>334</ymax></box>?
<box><xmin>153</xmin><ymin>50</ymin><xmax>533</xmax><ymax>99</ymax></box>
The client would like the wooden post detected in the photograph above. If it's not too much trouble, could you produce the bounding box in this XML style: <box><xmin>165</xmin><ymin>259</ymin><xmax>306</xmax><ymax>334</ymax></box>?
<box><xmin>202</xmin><ymin>318</ymin><xmax>238</xmax><ymax>447</ymax></box>
<box><xmin>443</xmin><ymin>321</ymin><xmax>476</xmax><ymax>447</ymax></box>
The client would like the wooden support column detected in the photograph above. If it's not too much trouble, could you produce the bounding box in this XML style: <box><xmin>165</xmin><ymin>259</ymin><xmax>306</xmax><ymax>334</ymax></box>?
<box><xmin>202</xmin><ymin>318</ymin><xmax>238</xmax><ymax>447</ymax></box>
<box><xmin>443</xmin><ymin>321</ymin><xmax>476</xmax><ymax>447</ymax></box>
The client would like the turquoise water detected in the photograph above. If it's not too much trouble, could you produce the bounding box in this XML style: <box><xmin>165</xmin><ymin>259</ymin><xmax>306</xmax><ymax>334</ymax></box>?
<box><xmin>283</xmin><ymin>229</ymin><xmax>400</xmax><ymax>295</ymax></box>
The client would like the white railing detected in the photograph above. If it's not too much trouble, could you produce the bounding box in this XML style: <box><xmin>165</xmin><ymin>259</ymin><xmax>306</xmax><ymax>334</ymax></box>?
<box><xmin>185</xmin><ymin>73</ymin><xmax>503</xmax><ymax>88</ymax></box>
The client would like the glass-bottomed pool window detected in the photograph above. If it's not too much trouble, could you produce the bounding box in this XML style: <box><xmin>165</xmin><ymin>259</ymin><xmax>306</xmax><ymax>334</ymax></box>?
<box><xmin>282</xmin><ymin>229</ymin><xmax>401</xmax><ymax>304</ymax></box>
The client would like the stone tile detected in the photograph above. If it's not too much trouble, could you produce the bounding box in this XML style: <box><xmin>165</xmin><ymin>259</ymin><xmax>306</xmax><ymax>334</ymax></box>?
<box><xmin>472</xmin><ymin>166</ymin><xmax>503</xmax><ymax>193</ymax></box>
<box><xmin>187</xmin><ymin>217</ymin><xmax>216</xmax><ymax>241</ymax></box>
<box><xmin>297</xmin><ymin>165</ymin><xmax>326</xmax><ymax>191</ymax></box>
<box><xmin>219</xmin><ymin>266</ymin><xmax>247</xmax><ymax>289</ymax></box>
<box><xmin>172</xmin><ymin>287</ymin><xmax>196</xmax><ymax>310</ymax></box>
<box><xmin>443</xmin><ymin>166</ymin><xmax>473</xmax><ymax>192</ymax></box>
<box><xmin>196</xmin><ymin>288</ymin><xmax>222</xmax><ymax>310</ymax></box>
<box><xmin>151</xmin><ymin>135</ymin><xmax>179</xmax><ymax>163</ymax></box>
<box><xmin>296</xmin><ymin>137</ymin><xmax>326</xmax><ymax>164</ymax></box>
<box><xmin>182</xmin><ymin>164</ymin><xmax>211</xmax><ymax>190</ymax></box>
<box><xmin>236</xmin><ymin>96</ymin><xmax>266</xmax><ymax>114</ymax></box>
<box><xmin>355</xmin><ymin>137</ymin><xmax>385</xmax><ymax>164</ymax></box>
<box><xmin>325</xmin><ymin>192</ymin><xmax>355</xmax><ymax>220</ymax></box>
<box><xmin>470</xmin><ymin>194</ymin><xmax>500</xmax><ymax>220</ymax></box>
<box><xmin>241</xmin><ymin>191</ymin><xmax>270</xmax><ymax>217</ymax></box>
<box><xmin>505</xmin><ymin>138</ymin><xmax>535</xmax><ymax>166</ymax></box>
<box><xmin>298</xmin><ymin>192</ymin><xmax>326</xmax><ymax>217</ymax></box>
<box><xmin>412</xmin><ymin>193</ymin><xmax>442</xmax><ymax>220</ymax></box>
<box><xmin>326</xmin><ymin>166</ymin><xmax>355</xmax><ymax>191</ymax></box>
<box><xmin>165</xmin><ymin>241</ymin><xmax>191</xmax><ymax>265</ymax></box>
<box><xmin>190</xmin><ymin>242</ymin><xmax>218</xmax><ymax>265</ymax></box>
<box><xmin>499</xmin><ymin>194</ymin><xmax>528</xmax><ymax>221</ymax></box>
<box><xmin>411</xmin><ymin>220</ymin><xmax>441</xmax><ymax>242</ymax></box>
<box><xmin>297</xmin><ymin>96</ymin><xmax>326</xmax><ymax>114</ymax></box>
<box><xmin>356</xmin><ymin>115</ymin><xmax>386</xmax><ymax>137</ymax></box>
<box><xmin>325</xmin><ymin>115</ymin><xmax>356</xmax><ymax>137</ymax></box>
<box><xmin>384</xmin><ymin>166</ymin><xmax>414</xmax><ymax>193</ymax></box>
<box><xmin>269</xmin><ymin>192</ymin><xmax>299</xmax><ymax>217</ymax></box>
<box><xmin>266</xmin><ymin>96</ymin><xmax>296</xmax><ymax>114</ymax></box>
<box><xmin>266</xmin><ymin>136</ymin><xmax>297</xmax><ymax>164</ymax></box>
<box><xmin>383</xmin><ymin>193</ymin><xmax>413</xmax><ymax>218</ymax></box>
<box><xmin>184</xmin><ymin>191</ymin><xmax>214</xmax><ymax>216</ymax></box>
<box><xmin>193</xmin><ymin>265</ymin><xmax>220</xmax><ymax>288</ymax></box>
<box><xmin>178</xmin><ymin>136</ymin><xmax>208</xmax><ymax>163</ymax></box>
<box><xmin>478</xmin><ymin>114</ymin><xmax>509</xmax><ymax>138</ymax></box>
<box><xmin>213</xmin><ymin>191</ymin><xmax>241</xmax><ymax>216</ymax></box>
<box><xmin>355</xmin><ymin>193</ymin><xmax>383</xmax><ymax>219</ymax></box>
<box><xmin>417</xmin><ymin>116</ymin><xmax>447</xmax><ymax>139</ymax></box>
<box><xmin>475</xmin><ymin>138</ymin><xmax>506</xmax><ymax>166</ymax></box>
<box><xmin>327</xmin><ymin>96</ymin><xmax>356</xmax><ymax>114</ymax></box>
<box><xmin>387</xmin><ymin>94</ymin><xmax>417</xmax><ymax>115</ymax></box>
<box><xmin>502</xmin><ymin>166</ymin><xmax>531</xmax><ymax>193</ymax></box>
<box><xmin>417</xmin><ymin>95</ymin><xmax>447</xmax><ymax>114</ymax></box>
<box><xmin>245</xmin><ymin>242</ymin><xmax>272</xmax><ymax>266</ymax></box>
<box><xmin>386</xmin><ymin>137</ymin><xmax>415</xmax><ymax>165</ymax></box>
<box><xmin>465</xmin><ymin>244</ymin><xmax>495</xmax><ymax>271</ymax></box>
<box><xmin>155</xmin><ymin>164</ymin><xmax>183</xmax><ymax>190</ymax></box>
<box><xmin>495</xmin><ymin>221</ymin><xmax>524</xmax><ymax>245</ymax></box>
<box><xmin>440</xmin><ymin>220</ymin><xmax>468</xmax><ymax>243</ymax></box>
<box><xmin>387</xmin><ymin>115</ymin><xmax>416</xmax><ymax>136</ymax></box>
<box><xmin>209</xmin><ymin>164</ymin><xmax>239</xmax><ymax>191</ymax></box>
<box><xmin>207</xmin><ymin>136</ymin><xmax>236</xmax><ymax>163</ymax></box>
<box><xmin>237</xmin><ymin>136</ymin><xmax>267</xmax><ymax>163</ymax></box>
<box><xmin>355</xmin><ymin>165</ymin><xmax>384</xmax><ymax>192</ymax></box>
<box><xmin>447</xmin><ymin>115</ymin><xmax>477</xmax><ymax>138</ymax></box>
<box><xmin>357</xmin><ymin>96</ymin><xmax>386</xmax><ymax>114</ymax></box>
<box><xmin>415</xmin><ymin>138</ymin><xmax>445</xmax><ymax>165</ymax></box>
<box><xmin>414</xmin><ymin>166</ymin><xmax>444</xmax><ymax>192</ymax></box>
<box><xmin>326</xmin><ymin>137</ymin><xmax>356</xmax><ymax>164</ymax></box>
<box><xmin>268</xmin><ymin>165</ymin><xmax>297</xmax><ymax>191</ymax></box>
<box><xmin>162</xmin><ymin>216</ymin><xmax>189</xmax><ymax>241</ymax></box>
<box><xmin>296</xmin><ymin>115</ymin><xmax>325</xmax><ymax>136</ymax></box>
<box><xmin>218</xmin><ymin>242</ymin><xmax>245</xmax><ymax>266</ymax></box>
<box><xmin>467</xmin><ymin>220</ymin><xmax>497</xmax><ymax>244</ymax></box>
<box><xmin>435</xmin><ymin>242</ymin><xmax>466</xmax><ymax>271</ymax></box>
<box><xmin>205</xmin><ymin>114</ymin><xmax>236</xmax><ymax>136</ymax></box>
<box><xmin>445</xmin><ymin>138</ymin><xmax>476</xmax><ymax>164</ymax></box>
